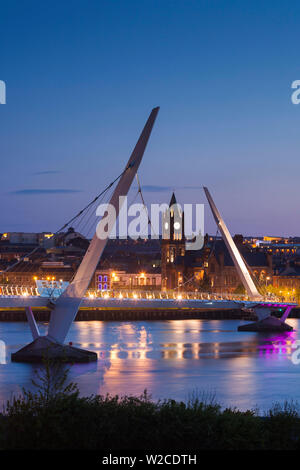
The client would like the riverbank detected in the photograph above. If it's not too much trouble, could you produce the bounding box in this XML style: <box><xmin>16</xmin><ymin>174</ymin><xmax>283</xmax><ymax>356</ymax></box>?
<box><xmin>1</xmin><ymin>379</ymin><xmax>300</xmax><ymax>450</ymax></box>
<box><xmin>0</xmin><ymin>308</ymin><xmax>259</xmax><ymax>321</ymax></box>
<box><xmin>1</xmin><ymin>306</ymin><xmax>300</xmax><ymax>321</ymax></box>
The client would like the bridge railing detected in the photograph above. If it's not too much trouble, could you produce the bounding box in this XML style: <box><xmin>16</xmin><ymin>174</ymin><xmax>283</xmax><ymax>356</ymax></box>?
<box><xmin>84</xmin><ymin>289</ymin><xmax>285</xmax><ymax>303</ymax></box>
<box><xmin>0</xmin><ymin>285</ymin><xmax>292</xmax><ymax>304</ymax></box>
<box><xmin>0</xmin><ymin>285</ymin><xmax>39</xmax><ymax>297</ymax></box>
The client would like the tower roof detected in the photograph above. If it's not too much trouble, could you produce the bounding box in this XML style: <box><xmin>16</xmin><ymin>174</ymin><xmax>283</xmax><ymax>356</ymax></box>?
<box><xmin>169</xmin><ymin>192</ymin><xmax>177</xmax><ymax>207</ymax></box>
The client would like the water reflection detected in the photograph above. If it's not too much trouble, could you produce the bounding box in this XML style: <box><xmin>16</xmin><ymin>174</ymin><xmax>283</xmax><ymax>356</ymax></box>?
<box><xmin>0</xmin><ymin>319</ymin><xmax>300</xmax><ymax>411</ymax></box>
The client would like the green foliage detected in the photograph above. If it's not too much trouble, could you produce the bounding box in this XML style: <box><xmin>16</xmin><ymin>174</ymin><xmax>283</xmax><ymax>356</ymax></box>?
<box><xmin>1</xmin><ymin>362</ymin><xmax>300</xmax><ymax>449</ymax></box>
<box><xmin>30</xmin><ymin>356</ymin><xmax>79</xmax><ymax>403</ymax></box>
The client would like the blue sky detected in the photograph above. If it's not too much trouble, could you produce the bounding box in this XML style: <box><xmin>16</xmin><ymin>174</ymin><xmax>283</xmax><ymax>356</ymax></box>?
<box><xmin>1</xmin><ymin>0</ymin><xmax>300</xmax><ymax>236</ymax></box>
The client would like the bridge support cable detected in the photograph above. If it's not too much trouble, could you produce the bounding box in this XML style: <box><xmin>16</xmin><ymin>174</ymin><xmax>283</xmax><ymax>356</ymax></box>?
<box><xmin>55</xmin><ymin>167</ymin><xmax>130</xmax><ymax>234</ymax></box>
<box><xmin>204</xmin><ymin>187</ymin><xmax>262</xmax><ymax>301</ymax></box>
<box><xmin>135</xmin><ymin>172</ymin><xmax>161</xmax><ymax>244</ymax></box>
<box><xmin>47</xmin><ymin>107</ymin><xmax>160</xmax><ymax>344</ymax></box>
<box><xmin>2</xmin><ymin>167</ymin><xmax>130</xmax><ymax>276</ymax></box>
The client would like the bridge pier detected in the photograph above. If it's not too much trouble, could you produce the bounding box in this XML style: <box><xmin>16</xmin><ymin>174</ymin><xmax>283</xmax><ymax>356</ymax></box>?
<box><xmin>238</xmin><ymin>305</ymin><xmax>293</xmax><ymax>332</ymax></box>
<box><xmin>238</xmin><ymin>316</ymin><xmax>293</xmax><ymax>332</ymax></box>
<box><xmin>11</xmin><ymin>336</ymin><xmax>97</xmax><ymax>363</ymax></box>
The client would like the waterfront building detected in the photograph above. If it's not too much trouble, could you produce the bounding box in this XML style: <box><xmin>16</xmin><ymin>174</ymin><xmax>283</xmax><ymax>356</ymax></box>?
<box><xmin>161</xmin><ymin>194</ymin><xmax>272</xmax><ymax>293</ymax></box>
<box><xmin>1</xmin><ymin>218</ymin><xmax>300</xmax><ymax>298</ymax></box>
<box><xmin>0</xmin><ymin>232</ymin><xmax>54</xmax><ymax>245</ymax></box>
<box><xmin>206</xmin><ymin>238</ymin><xmax>273</xmax><ymax>293</ymax></box>
<box><xmin>273</xmin><ymin>260</ymin><xmax>300</xmax><ymax>292</ymax></box>
<box><xmin>94</xmin><ymin>268</ymin><xmax>161</xmax><ymax>291</ymax></box>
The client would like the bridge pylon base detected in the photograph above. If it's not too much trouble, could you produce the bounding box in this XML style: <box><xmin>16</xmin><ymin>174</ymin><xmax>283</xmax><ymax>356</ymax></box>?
<box><xmin>11</xmin><ymin>336</ymin><xmax>97</xmax><ymax>363</ymax></box>
<box><xmin>238</xmin><ymin>316</ymin><xmax>293</xmax><ymax>332</ymax></box>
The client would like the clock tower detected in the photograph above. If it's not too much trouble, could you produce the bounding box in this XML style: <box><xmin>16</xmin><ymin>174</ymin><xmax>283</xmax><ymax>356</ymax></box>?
<box><xmin>161</xmin><ymin>193</ymin><xmax>185</xmax><ymax>290</ymax></box>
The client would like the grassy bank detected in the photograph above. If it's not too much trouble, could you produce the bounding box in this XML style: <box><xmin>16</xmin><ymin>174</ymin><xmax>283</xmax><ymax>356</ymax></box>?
<box><xmin>1</xmin><ymin>362</ymin><xmax>300</xmax><ymax>450</ymax></box>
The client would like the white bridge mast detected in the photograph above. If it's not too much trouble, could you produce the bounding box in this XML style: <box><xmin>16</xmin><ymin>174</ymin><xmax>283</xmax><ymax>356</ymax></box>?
<box><xmin>203</xmin><ymin>187</ymin><xmax>262</xmax><ymax>301</ymax></box>
<box><xmin>48</xmin><ymin>107</ymin><xmax>160</xmax><ymax>344</ymax></box>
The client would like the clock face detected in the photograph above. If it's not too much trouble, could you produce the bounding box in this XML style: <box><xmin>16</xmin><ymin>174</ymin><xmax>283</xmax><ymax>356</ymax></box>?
<box><xmin>174</xmin><ymin>221</ymin><xmax>180</xmax><ymax>230</ymax></box>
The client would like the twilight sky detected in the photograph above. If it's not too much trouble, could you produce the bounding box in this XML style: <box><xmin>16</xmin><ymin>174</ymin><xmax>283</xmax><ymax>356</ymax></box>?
<box><xmin>1</xmin><ymin>0</ymin><xmax>300</xmax><ymax>237</ymax></box>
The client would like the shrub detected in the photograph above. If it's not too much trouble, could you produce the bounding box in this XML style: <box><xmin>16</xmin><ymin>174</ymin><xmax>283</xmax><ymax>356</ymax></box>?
<box><xmin>1</xmin><ymin>360</ymin><xmax>300</xmax><ymax>449</ymax></box>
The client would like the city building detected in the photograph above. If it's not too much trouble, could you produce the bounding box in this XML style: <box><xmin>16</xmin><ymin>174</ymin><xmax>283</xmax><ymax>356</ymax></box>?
<box><xmin>273</xmin><ymin>260</ymin><xmax>300</xmax><ymax>293</ymax></box>
<box><xmin>161</xmin><ymin>194</ymin><xmax>273</xmax><ymax>293</ymax></box>
<box><xmin>2</xmin><ymin>214</ymin><xmax>300</xmax><ymax>299</ymax></box>
<box><xmin>94</xmin><ymin>268</ymin><xmax>161</xmax><ymax>291</ymax></box>
<box><xmin>161</xmin><ymin>193</ymin><xmax>185</xmax><ymax>290</ymax></box>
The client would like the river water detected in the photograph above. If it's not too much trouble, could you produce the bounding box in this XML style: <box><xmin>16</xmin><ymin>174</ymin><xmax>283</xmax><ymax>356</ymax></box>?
<box><xmin>0</xmin><ymin>318</ymin><xmax>300</xmax><ymax>412</ymax></box>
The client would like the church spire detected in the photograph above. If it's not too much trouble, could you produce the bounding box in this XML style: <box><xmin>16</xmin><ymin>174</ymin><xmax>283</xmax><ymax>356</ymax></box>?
<box><xmin>169</xmin><ymin>192</ymin><xmax>177</xmax><ymax>207</ymax></box>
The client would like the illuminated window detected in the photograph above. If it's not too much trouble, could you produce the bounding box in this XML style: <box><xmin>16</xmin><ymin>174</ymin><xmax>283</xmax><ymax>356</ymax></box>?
<box><xmin>98</xmin><ymin>275</ymin><xmax>102</xmax><ymax>282</ymax></box>
<box><xmin>104</xmin><ymin>275</ymin><xmax>108</xmax><ymax>282</ymax></box>
<box><xmin>104</xmin><ymin>283</ymin><xmax>107</xmax><ymax>290</ymax></box>
<box><xmin>98</xmin><ymin>283</ymin><xmax>102</xmax><ymax>290</ymax></box>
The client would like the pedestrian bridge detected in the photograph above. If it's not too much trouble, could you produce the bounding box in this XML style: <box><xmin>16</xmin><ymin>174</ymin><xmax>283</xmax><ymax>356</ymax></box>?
<box><xmin>0</xmin><ymin>284</ymin><xmax>295</xmax><ymax>313</ymax></box>
<box><xmin>5</xmin><ymin>108</ymin><xmax>298</xmax><ymax>362</ymax></box>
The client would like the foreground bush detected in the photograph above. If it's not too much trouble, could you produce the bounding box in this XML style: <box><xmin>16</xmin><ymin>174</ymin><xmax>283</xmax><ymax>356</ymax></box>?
<box><xmin>1</xmin><ymin>361</ymin><xmax>300</xmax><ymax>450</ymax></box>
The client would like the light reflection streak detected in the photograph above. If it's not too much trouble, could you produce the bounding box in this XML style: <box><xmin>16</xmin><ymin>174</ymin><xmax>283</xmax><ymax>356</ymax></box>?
<box><xmin>3</xmin><ymin>319</ymin><xmax>300</xmax><ymax>409</ymax></box>
<box><xmin>257</xmin><ymin>331</ymin><xmax>296</xmax><ymax>359</ymax></box>
<box><xmin>65</xmin><ymin>320</ymin><xmax>300</xmax><ymax>399</ymax></box>
<box><xmin>73</xmin><ymin>323</ymin><xmax>298</xmax><ymax>363</ymax></box>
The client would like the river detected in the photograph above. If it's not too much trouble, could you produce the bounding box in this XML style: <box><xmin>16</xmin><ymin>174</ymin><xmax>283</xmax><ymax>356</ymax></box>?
<box><xmin>0</xmin><ymin>318</ymin><xmax>299</xmax><ymax>412</ymax></box>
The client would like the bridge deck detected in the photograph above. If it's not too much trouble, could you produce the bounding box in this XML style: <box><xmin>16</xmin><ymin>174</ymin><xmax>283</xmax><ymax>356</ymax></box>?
<box><xmin>0</xmin><ymin>294</ymin><xmax>295</xmax><ymax>311</ymax></box>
